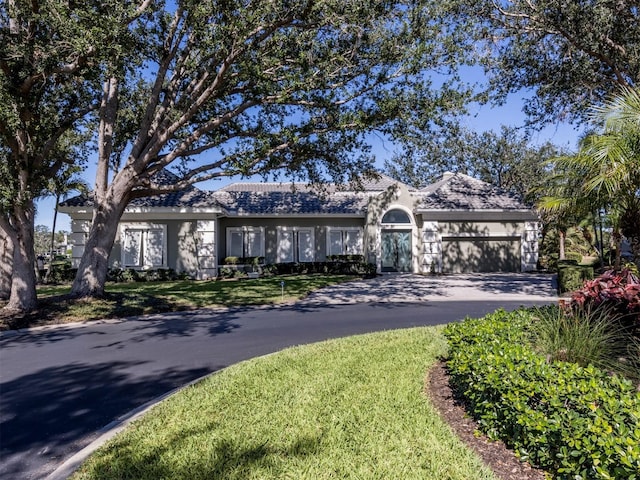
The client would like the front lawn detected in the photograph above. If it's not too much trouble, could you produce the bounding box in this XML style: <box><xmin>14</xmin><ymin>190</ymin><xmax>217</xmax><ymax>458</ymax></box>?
<box><xmin>0</xmin><ymin>274</ymin><xmax>357</xmax><ymax>330</ymax></box>
<box><xmin>72</xmin><ymin>327</ymin><xmax>499</xmax><ymax>480</ymax></box>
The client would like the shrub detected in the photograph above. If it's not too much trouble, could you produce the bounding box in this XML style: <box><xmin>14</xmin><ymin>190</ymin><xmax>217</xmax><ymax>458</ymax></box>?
<box><xmin>571</xmin><ymin>268</ymin><xmax>640</xmax><ymax>331</ymax></box>
<box><xmin>223</xmin><ymin>256</ymin><xmax>264</xmax><ymax>265</ymax></box>
<box><xmin>256</xmin><ymin>261</ymin><xmax>375</xmax><ymax>277</ymax></box>
<box><xmin>46</xmin><ymin>262</ymin><xmax>76</xmax><ymax>283</ymax></box>
<box><xmin>444</xmin><ymin>309</ymin><xmax>640</xmax><ymax>480</ymax></box>
<box><xmin>531</xmin><ymin>305</ymin><xmax>639</xmax><ymax>381</ymax></box>
<box><xmin>565</xmin><ymin>252</ymin><xmax>583</xmax><ymax>263</ymax></box>
<box><xmin>326</xmin><ymin>254</ymin><xmax>365</xmax><ymax>263</ymax></box>
<box><xmin>218</xmin><ymin>267</ymin><xmax>246</xmax><ymax>279</ymax></box>
<box><xmin>557</xmin><ymin>264</ymin><xmax>594</xmax><ymax>293</ymax></box>
<box><xmin>107</xmin><ymin>268</ymin><xmax>183</xmax><ymax>283</ymax></box>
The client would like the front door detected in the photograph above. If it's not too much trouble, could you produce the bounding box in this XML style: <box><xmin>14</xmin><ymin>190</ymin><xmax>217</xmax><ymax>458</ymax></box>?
<box><xmin>381</xmin><ymin>230</ymin><xmax>412</xmax><ymax>272</ymax></box>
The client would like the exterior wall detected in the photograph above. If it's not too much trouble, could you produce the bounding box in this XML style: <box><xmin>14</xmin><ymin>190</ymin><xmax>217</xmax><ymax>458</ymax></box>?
<box><xmin>69</xmin><ymin>219</ymin><xmax>92</xmax><ymax>268</ymax></box>
<box><xmin>217</xmin><ymin>217</ymin><xmax>366</xmax><ymax>265</ymax></box>
<box><xmin>70</xmin><ymin>215</ymin><xmax>217</xmax><ymax>279</ymax></box>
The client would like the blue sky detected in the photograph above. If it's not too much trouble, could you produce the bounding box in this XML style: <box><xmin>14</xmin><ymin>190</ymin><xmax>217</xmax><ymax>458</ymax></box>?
<box><xmin>34</xmin><ymin>90</ymin><xmax>583</xmax><ymax>233</ymax></box>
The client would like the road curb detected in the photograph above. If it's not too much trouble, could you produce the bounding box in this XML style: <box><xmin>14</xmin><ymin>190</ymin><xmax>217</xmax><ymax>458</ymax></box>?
<box><xmin>44</xmin><ymin>371</ymin><xmax>214</xmax><ymax>480</ymax></box>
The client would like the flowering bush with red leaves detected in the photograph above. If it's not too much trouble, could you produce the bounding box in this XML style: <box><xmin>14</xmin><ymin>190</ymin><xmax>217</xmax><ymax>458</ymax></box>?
<box><xmin>571</xmin><ymin>268</ymin><xmax>640</xmax><ymax>329</ymax></box>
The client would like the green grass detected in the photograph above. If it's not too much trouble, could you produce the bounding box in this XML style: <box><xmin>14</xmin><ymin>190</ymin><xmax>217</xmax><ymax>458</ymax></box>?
<box><xmin>72</xmin><ymin>328</ymin><xmax>498</xmax><ymax>480</ymax></box>
<box><xmin>1</xmin><ymin>275</ymin><xmax>357</xmax><ymax>330</ymax></box>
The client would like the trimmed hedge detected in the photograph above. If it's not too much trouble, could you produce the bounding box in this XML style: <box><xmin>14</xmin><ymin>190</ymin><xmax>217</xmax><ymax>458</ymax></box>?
<box><xmin>45</xmin><ymin>261</ymin><xmax>76</xmax><ymax>283</ymax></box>
<box><xmin>443</xmin><ymin>309</ymin><xmax>640</xmax><ymax>480</ymax></box>
<box><xmin>106</xmin><ymin>268</ymin><xmax>191</xmax><ymax>282</ymax></box>
<box><xmin>565</xmin><ymin>252</ymin><xmax>583</xmax><ymax>263</ymax></box>
<box><xmin>261</xmin><ymin>261</ymin><xmax>376</xmax><ymax>277</ymax></box>
<box><xmin>558</xmin><ymin>264</ymin><xmax>594</xmax><ymax>293</ymax></box>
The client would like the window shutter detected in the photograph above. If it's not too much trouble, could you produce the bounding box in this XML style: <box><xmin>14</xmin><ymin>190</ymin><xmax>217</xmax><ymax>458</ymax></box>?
<box><xmin>123</xmin><ymin>230</ymin><xmax>142</xmax><ymax>266</ymax></box>
<box><xmin>278</xmin><ymin>230</ymin><xmax>294</xmax><ymax>263</ymax></box>
<box><xmin>329</xmin><ymin>230</ymin><xmax>343</xmax><ymax>255</ymax></box>
<box><xmin>298</xmin><ymin>230</ymin><xmax>314</xmax><ymax>262</ymax></box>
<box><xmin>145</xmin><ymin>229</ymin><xmax>164</xmax><ymax>267</ymax></box>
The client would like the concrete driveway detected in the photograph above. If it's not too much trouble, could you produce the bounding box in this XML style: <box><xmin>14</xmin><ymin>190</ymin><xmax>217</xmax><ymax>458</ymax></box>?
<box><xmin>1</xmin><ymin>273</ymin><xmax>556</xmax><ymax>480</ymax></box>
<box><xmin>305</xmin><ymin>273</ymin><xmax>557</xmax><ymax>304</ymax></box>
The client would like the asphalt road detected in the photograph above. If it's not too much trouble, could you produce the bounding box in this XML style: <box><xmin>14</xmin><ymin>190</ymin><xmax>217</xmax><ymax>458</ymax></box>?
<box><xmin>1</xmin><ymin>295</ymin><xmax>553</xmax><ymax>480</ymax></box>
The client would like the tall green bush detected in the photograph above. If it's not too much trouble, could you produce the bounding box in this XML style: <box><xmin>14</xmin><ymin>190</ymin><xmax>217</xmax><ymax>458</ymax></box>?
<box><xmin>558</xmin><ymin>264</ymin><xmax>594</xmax><ymax>293</ymax></box>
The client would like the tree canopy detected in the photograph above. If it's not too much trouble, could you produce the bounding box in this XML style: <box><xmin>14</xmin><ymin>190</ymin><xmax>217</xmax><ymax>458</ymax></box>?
<box><xmin>66</xmin><ymin>0</ymin><xmax>474</xmax><ymax>297</ymax></box>
<box><xmin>385</xmin><ymin>125</ymin><xmax>562</xmax><ymax>204</ymax></box>
<box><xmin>440</xmin><ymin>0</ymin><xmax>640</xmax><ymax>126</ymax></box>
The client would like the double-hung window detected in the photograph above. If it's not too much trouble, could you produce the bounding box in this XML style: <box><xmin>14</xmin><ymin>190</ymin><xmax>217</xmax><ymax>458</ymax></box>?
<box><xmin>327</xmin><ymin>228</ymin><xmax>363</xmax><ymax>256</ymax></box>
<box><xmin>277</xmin><ymin>227</ymin><xmax>315</xmax><ymax>263</ymax></box>
<box><xmin>122</xmin><ymin>224</ymin><xmax>166</xmax><ymax>268</ymax></box>
<box><xmin>226</xmin><ymin>227</ymin><xmax>264</xmax><ymax>258</ymax></box>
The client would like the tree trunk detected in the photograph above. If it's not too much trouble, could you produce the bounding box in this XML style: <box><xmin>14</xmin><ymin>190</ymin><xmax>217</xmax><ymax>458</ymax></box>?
<box><xmin>70</xmin><ymin>76</ymin><xmax>131</xmax><ymax>298</ymax></box>
<box><xmin>70</xmin><ymin>199</ymin><xmax>127</xmax><ymax>297</ymax></box>
<box><xmin>50</xmin><ymin>193</ymin><xmax>60</xmax><ymax>258</ymax></box>
<box><xmin>558</xmin><ymin>229</ymin><xmax>566</xmax><ymax>261</ymax></box>
<box><xmin>0</xmin><ymin>228</ymin><xmax>13</xmax><ymax>301</ymax></box>
<box><xmin>612</xmin><ymin>228</ymin><xmax>622</xmax><ymax>270</ymax></box>
<box><xmin>1</xmin><ymin>203</ymin><xmax>38</xmax><ymax>312</ymax></box>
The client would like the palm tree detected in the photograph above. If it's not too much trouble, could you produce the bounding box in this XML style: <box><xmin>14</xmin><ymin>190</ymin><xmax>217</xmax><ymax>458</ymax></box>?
<box><xmin>573</xmin><ymin>87</ymin><xmax>640</xmax><ymax>266</ymax></box>
<box><xmin>540</xmin><ymin>88</ymin><xmax>640</xmax><ymax>269</ymax></box>
<box><xmin>537</xmin><ymin>158</ymin><xmax>595</xmax><ymax>262</ymax></box>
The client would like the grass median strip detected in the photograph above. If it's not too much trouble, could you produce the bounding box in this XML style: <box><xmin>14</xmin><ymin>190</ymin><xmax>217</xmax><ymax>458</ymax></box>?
<box><xmin>1</xmin><ymin>275</ymin><xmax>357</xmax><ymax>330</ymax></box>
<box><xmin>72</xmin><ymin>328</ymin><xmax>498</xmax><ymax>480</ymax></box>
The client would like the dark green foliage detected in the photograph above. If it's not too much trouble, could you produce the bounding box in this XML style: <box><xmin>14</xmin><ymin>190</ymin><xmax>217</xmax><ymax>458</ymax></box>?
<box><xmin>217</xmin><ymin>267</ymin><xmax>248</xmax><ymax>279</ymax></box>
<box><xmin>565</xmin><ymin>252</ymin><xmax>583</xmax><ymax>263</ymax></box>
<box><xmin>45</xmin><ymin>261</ymin><xmax>75</xmax><ymax>284</ymax></box>
<box><xmin>258</xmin><ymin>261</ymin><xmax>376</xmax><ymax>278</ymax></box>
<box><xmin>223</xmin><ymin>256</ymin><xmax>264</xmax><ymax>266</ymax></box>
<box><xmin>386</xmin><ymin>125</ymin><xmax>561</xmax><ymax>198</ymax></box>
<box><xmin>437</xmin><ymin>0</ymin><xmax>640</xmax><ymax>126</ymax></box>
<box><xmin>444</xmin><ymin>309</ymin><xmax>640</xmax><ymax>479</ymax></box>
<box><xmin>106</xmin><ymin>268</ymin><xmax>186</xmax><ymax>283</ymax></box>
<box><xmin>325</xmin><ymin>254</ymin><xmax>365</xmax><ymax>263</ymax></box>
<box><xmin>558</xmin><ymin>265</ymin><xmax>594</xmax><ymax>294</ymax></box>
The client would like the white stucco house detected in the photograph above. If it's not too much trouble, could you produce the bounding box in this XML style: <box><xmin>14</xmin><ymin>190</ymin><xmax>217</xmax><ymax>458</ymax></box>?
<box><xmin>59</xmin><ymin>171</ymin><xmax>539</xmax><ymax>278</ymax></box>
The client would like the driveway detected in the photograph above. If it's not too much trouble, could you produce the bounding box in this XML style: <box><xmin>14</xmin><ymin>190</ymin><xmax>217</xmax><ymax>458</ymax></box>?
<box><xmin>304</xmin><ymin>273</ymin><xmax>557</xmax><ymax>304</ymax></box>
<box><xmin>0</xmin><ymin>273</ymin><xmax>556</xmax><ymax>480</ymax></box>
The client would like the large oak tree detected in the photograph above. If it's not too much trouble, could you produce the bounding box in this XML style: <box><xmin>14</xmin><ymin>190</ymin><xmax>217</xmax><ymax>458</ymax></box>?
<box><xmin>69</xmin><ymin>0</ymin><xmax>472</xmax><ymax>297</ymax></box>
<box><xmin>0</xmin><ymin>1</ymin><xmax>151</xmax><ymax>311</ymax></box>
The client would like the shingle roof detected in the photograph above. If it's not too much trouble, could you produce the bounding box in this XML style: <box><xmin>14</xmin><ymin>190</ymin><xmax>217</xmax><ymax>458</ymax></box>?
<box><xmin>211</xmin><ymin>173</ymin><xmax>405</xmax><ymax>215</ymax></box>
<box><xmin>60</xmin><ymin>170</ymin><xmax>531</xmax><ymax>216</ymax></box>
<box><xmin>213</xmin><ymin>190</ymin><xmax>368</xmax><ymax>215</ymax></box>
<box><xmin>60</xmin><ymin>170</ymin><xmax>221</xmax><ymax>210</ymax></box>
<box><xmin>416</xmin><ymin>172</ymin><xmax>529</xmax><ymax>210</ymax></box>
<box><xmin>61</xmin><ymin>188</ymin><xmax>220</xmax><ymax>209</ymax></box>
<box><xmin>218</xmin><ymin>173</ymin><xmax>407</xmax><ymax>193</ymax></box>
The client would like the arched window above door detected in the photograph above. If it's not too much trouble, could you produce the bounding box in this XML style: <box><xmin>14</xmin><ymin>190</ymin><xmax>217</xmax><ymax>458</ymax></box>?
<box><xmin>381</xmin><ymin>209</ymin><xmax>411</xmax><ymax>224</ymax></box>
